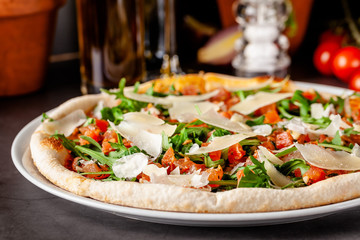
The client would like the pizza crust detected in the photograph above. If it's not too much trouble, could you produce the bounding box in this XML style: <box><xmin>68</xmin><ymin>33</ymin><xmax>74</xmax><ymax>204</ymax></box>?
<box><xmin>30</xmin><ymin>80</ymin><xmax>360</xmax><ymax>213</ymax></box>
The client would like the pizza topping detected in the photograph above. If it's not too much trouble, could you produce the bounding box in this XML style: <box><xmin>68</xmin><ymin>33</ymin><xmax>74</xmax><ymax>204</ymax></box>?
<box><xmin>42</xmin><ymin>109</ymin><xmax>87</xmax><ymax>137</ymax></box>
<box><xmin>112</xmin><ymin>153</ymin><xmax>149</xmax><ymax>180</ymax></box>
<box><xmin>142</xmin><ymin>164</ymin><xmax>210</xmax><ymax>188</ymax></box>
<box><xmin>295</xmin><ymin>143</ymin><xmax>360</xmax><ymax>170</ymax></box>
<box><xmin>46</xmin><ymin>76</ymin><xmax>360</xmax><ymax>191</ymax></box>
<box><xmin>187</xmin><ymin>133</ymin><xmax>254</xmax><ymax>155</ymax></box>
<box><xmin>230</xmin><ymin>92</ymin><xmax>293</xmax><ymax>115</ymax></box>
<box><xmin>123</xmin><ymin>88</ymin><xmax>220</xmax><ymax>106</ymax></box>
<box><xmin>168</xmin><ymin>101</ymin><xmax>219</xmax><ymax>123</ymax></box>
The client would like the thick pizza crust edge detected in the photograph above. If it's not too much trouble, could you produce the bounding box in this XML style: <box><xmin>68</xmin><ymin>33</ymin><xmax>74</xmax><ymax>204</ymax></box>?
<box><xmin>29</xmin><ymin>87</ymin><xmax>360</xmax><ymax>213</ymax></box>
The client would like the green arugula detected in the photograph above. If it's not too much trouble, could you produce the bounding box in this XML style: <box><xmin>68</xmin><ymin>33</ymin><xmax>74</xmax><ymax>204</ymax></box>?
<box><xmin>237</xmin><ymin>156</ymin><xmax>271</xmax><ymax>188</ymax></box>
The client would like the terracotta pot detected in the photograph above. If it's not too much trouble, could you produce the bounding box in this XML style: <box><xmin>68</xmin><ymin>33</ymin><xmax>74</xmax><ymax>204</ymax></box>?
<box><xmin>0</xmin><ymin>0</ymin><xmax>66</xmax><ymax>96</ymax></box>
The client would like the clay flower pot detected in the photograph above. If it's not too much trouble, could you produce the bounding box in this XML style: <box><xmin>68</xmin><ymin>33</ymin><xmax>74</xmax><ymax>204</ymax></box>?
<box><xmin>0</xmin><ymin>0</ymin><xmax>66</xmax><ymax>96</ymax></box>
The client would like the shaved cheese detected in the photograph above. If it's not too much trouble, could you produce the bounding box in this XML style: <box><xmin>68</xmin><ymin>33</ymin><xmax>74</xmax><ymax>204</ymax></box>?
<box><xmin>230</xmin><ymin>92</ymin><xmax>292</xmax><ymax>115</ymax></box>
<box><xmin>169</xmin><ymin>101</ymin><xmax>219</xmax><ymax>123</ymax></box>
<box><xmin>295</xmin><ymin>143</ymin><xmax>360</xmax><ymax>170</ymax></box>
<box><xmin>187</xmin><ymin>133</ymin><xmax>254</xmax><ymax>155</ymax></box>
<box><xmin>124</xmin><ymin>89</ymin><xmax>219</xmax><ymax>106</ymax></box>
<box><xmin>257</xmin><ymin>150</ymin><xmax>292</xmax><ymax>187</ymax></box>
<box><xmin>42</xmin><ymin>109</ymin><xmax>87</xmax><ymax>137</ymax></box>
<box><xmin>308</xmin><ymin>114</ymin><xmax>351</xmax><ymax>137</ymax></box>
<box><xmin>310</xmin><ymin>103</ymin><xmax>333</xmax><ymax>119</ymax></box>
<box><xmin>110</xmin><ymin>121</ymin><xmax>162</xmax><ymax>159</ymax></box>
<box><xmin>112</xmin><ymin>153</ymin><xmax>149</xmax><ymax>179</ymax></box>
<box><xmin>142</xmin><ymin>164</ymin><xmax>209</xmax><ymax>188</ymax></box>
<box><xmin>251</xmin><ymin>124</ymin><xmax>272</xmax><ymax>136</ymax></box>
<box><xmin>122</xmin><ymin>112</ymin><xmax>177</xmax><ymax>136</ymax></box>
<box><xmin>258</xmin><ymin>146</ymin><xmax>283</xmax><ymax>165</ymax></box>
<box><xmin>264</xmin><ymin>159</ymin><xmax>293</xmax><ymax>188</ymax></box>
<box><xmin>198</xmin><ymin>109</ymin><xmax>252</xmax><ymax>133</ymax></box>
<box><xmin>124</xmin><ymin>112</ymin><xmax>164</xmax><ymax>125</ymax></box>
<box><xmin>93</xmin><ymin>101</ymin><xmax>105</xmax><ymax>119</ymax></box>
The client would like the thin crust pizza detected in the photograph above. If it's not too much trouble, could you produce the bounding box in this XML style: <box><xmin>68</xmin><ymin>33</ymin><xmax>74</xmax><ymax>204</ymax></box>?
<box><xmin>30</xmin><ymin>73</ymin><xmax>360</xmax><ymax>213</ymax></box>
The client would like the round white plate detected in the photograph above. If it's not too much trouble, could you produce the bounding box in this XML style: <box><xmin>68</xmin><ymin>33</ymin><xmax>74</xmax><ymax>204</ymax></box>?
<box><xmin>11</xmin><ymin>82</ymin><xmax>360</xmax><ymax>227</ymax></box>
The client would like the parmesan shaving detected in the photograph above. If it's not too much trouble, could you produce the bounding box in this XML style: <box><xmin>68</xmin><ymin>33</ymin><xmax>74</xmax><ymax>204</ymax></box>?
<box><xmin>295</xmin><ymin>143</ymin><xmax>360</xmax><ymax>170</ymax></box>
<box><xmin>187</xmin><ymin>133</ymin><xmax>254</xmax><ymax>155</ymax></box>
<box><xmin>112</xmin><ymin>153</ymin><xmax>149</xmax><ymax>179</ymax></box>
<box><xmin>124</xmin><ymin>89</ymin><xmax>219</xmax><ymax>106</ymax></box>
<box><xmin>310</xmin><ymin>103</ymin><xmax>333</xmax><ymax>119</ymax></box>
<box><xmin>168</xmin><ymin>101</ymin><xmax>220</xmax><ymax>123</ymax></box>
<box><xmin>230</xmin><ymin>92</ymin><xmax>292</xmax><ymax>115</ymax></box>
<box><xmin>42</xmin><ymin>109</ymin><xmax>87</xmax><ymax>137</ymax></box>
<box><xmin>142</xmin><ymin>164</ymin><xmax>209</xmax><ymax>188</ymax></box>
<box><xmin>258</xmin><ymin>146</ymin><xmax>283</xmax><ymax>165</ymax></box>
<box><xmin>198</xmin><ymin>109</ymin><xmax>252</xmax><ymax>133</ymax></box>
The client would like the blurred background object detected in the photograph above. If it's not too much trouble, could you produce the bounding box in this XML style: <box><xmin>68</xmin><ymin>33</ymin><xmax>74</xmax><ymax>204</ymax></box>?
<box><xmin>231</xmin><ymin>0</ymin><xmax>292</xmax><ymax>77</ymax></box>
<box><xmin>76</xmin><ymin>0</ymin><xmax>146</xmax><ymax>94</ymax></box>
<box><xmin>0</xmin><ymin>0</ymin><xmax>66</xmax><ymax>96</ymax></box>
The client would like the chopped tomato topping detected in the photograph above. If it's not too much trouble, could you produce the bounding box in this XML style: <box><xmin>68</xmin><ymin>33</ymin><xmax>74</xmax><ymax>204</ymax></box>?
<box><xmin>220</xmin><ymin>111</ymin><xmax>233</xmax><ymax>119</ymax></box>
<box><xmin>228</xmin><ymin>143</ymin><xmax>246</xmax><ymax>165</ymax></box>
<box><xmin>72</xmin><ymin>157</ymin><xmax>110</xmax><ymax>179</ymax></box>
<box><xmin>101</xmin><ymin>130</ymin><xmax>118</xmax><ymax>154</ymax></box>
<box><xmin>294</xmin><ymin>168</ymin><xmax>302</xmax><ymax>178</ymax></box>
<box><xmin>303</xmin><ymin>166</ymin><xmax>326</xmax><ymax>185</ymax></box>
<box><xmin>297</xmin><ymin>134</ymin><xmax>311</xmax><ymax>144</ymax></box>
<box><xmin>175</xmin><ymin>157</ymin><xmax>205</xmax><ymax>174</ymax></box>
<box><xmin>202</xmin><ymin>142</ymin><xmax>222</xmax><ymax>161</ymax></box>
<box><xmin>161</xmin><ymin>147</ymin><xmax>177</xmax><ymax>173</ymax></box>
<box><xmin>79</xmin><ymin>124</ymin><xmax>102</xmax><ymax>145</ymax></box>
<box><xmin>206</xmin><ymin>165</ymin><xmax>224</xmax><ymax>188</ymax></box>
<box><xmin>275</xmin><ymin>131</ymin><xmax>294</xmax><ymax>149</ymax></box>
<box><xmin>224</xmin><ymin>97</ymin><xmax>240</xmax><ymax>109</ymax></box>
<box><xmin>210</xmin><ymin>87</ymin><xmax>232</xmax><ymax>102</ymax></box>
<box><xmin>302</xmin><ymin>91</ymin><xmax>316</xmax><ymax>101</ymax></box>
<box><xmin>95</xmin><ymin>119</ymin><xmax>109</xmax><ymax>132</ymax></box>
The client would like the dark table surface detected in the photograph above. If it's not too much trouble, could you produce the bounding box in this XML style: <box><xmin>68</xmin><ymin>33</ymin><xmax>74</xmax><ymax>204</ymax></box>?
<box><xmin>2</xmin><ymin>59</ymin><xmax>359</xmax><ymax>240</ymax></box>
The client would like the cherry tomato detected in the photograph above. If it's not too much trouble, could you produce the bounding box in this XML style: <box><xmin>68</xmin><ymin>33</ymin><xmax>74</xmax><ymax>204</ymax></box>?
<box><xmin>332</xmin><ymin>46</ymin><xmax>360</xmax><ymax>82</ymax></box>
<box><xmin>349</xmin><ymin>68</ymin><xmax>360</xmax><ymax>91</ymax></box>
<box><xmin>313</xmin><ymin>42</ymin><xmax>340</xmax><ymax>76</ymax></box>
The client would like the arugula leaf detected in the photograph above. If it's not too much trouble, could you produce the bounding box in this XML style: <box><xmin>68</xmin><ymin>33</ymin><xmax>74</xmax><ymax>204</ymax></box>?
<box><xmin>275</xmin><ymin>146</ymin><xmax>297</xmax><ymax>158</ymax></box>
<box><xmin>52</xmin><ymin>134</ymin><xmax>90</xmax><ymax>161</ymax></box>
<box><xmin>329</xmin><ymin>96</ymin><xmax>345</xmax><ymax>114</ymax></box>
<box><xmin>344</xmin><ymin>127</ymin><xmax>360</xmax><ymax>136</ymax></box>
<box><xmin>80</xmin><ymin>135</ymin><xmax>102</xmax><ymax>151</ymax></box>
<box><xmin>162</xmin><ymin>131</ymin><xmax>172</xmax><ymax>151</ymax></box>
<box><xmin>318</xmin><ymin>142</ymin><xmax>352</xmax><ymax>153</ymax></box>
<box><xmin>75</xmin><ymin>145</ymin><xmax>115</xmax><ymax>167</ymax></box>
<box><xmin>237</xmin><ymin>156</ymin><xmax>271</xmax><ymax>188</ymax></box>
<box><xmin>302</xmin><ymin>116</ymin><xmax>331</xmax><ymax>129</ymax></box>
<box><xmin>332</xmin><ymin>130</ymin><xmax>342</xmax><ymax>146</ymax></box>
<box><xmin>291</xmin><ymin>90</ymin><xmax>310</xmax><ymax>117</ymax></box>
<box><xmin>246</xmin><ymin>115</ymin><xmax>265</xmax><ymax>126</ymax></box>
<box><xmin>277</xmin><ymin>158</ymin><xmax>310</xmax><ymax>176</ymax></box>
<box><xmin>204</xmin><ymin>155</ymin><xmax>224</xmax><ymax>168</ymax></box>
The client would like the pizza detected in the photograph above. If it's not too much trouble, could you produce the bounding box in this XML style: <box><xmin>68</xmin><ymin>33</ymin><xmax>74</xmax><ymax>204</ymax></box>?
<box><xmin>30</xmin><ymin>72</ymin><xmax>360</xmax><ymax>213</ymax></box>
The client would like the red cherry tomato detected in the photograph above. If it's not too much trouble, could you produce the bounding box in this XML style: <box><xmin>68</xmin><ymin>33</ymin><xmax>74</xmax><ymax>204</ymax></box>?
<box><xmin>332</xmin><ymin>46</ymin><xmax>360</xmax><ymax>82</ymax></box>
<box><xmin>313</xmin><ymin>42</ymin><xmax>340</xmax><ymax>76</ymax></box>
<box><xmin>349</xmin><ymin>69</ymin><xmax>360</xmax><ymax>91</ymax></box>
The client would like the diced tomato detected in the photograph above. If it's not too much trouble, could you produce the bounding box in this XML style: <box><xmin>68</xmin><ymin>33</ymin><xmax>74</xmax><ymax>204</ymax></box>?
<box><xmin>264</xmin><ymin>109</ymin><xmax>281</xmax><ymax>124</ymax></box>
<box><xmin>294</xmin><ymin>168</ymin><xmax>302</xmax><ymax>178</ymax></box>
<box><xmin>275</xmin><ymin>131</ymin><xmax>294</xmax><ymax>149</ymax></box>
<box><xmin>161</xmin><ymin>147</ymin><xmax>177</xmax><ymax>173</ymax></box>
<box><xmin>206</xmin><ymin>165</ymin><xmax>224</xmax><ymax>188</ymax></box>
<box><xmin>319</xmin><ymin>134</ymin><xmax>332</xmax><ymax>143</ymax></box>
<box><xmin>297</xmin><ymin>134</ymin><xmax>311</xmax><ymax>144</ymax></box>
<box><xmin>224</xmin><ymin>97</ymin><xmax>240</xmax><ymax>109</ymax></box>
<box><xmin>220</xmin><ymin>111</ymin><xmax>233</xmax><ymax>119</ymax></box>
<box><xmin>303</xmin><ymin>166</ymin><xmax>326</xmax><ymax>185</ymax></box>
<box><xmin>95</xmin><ymin>119</ymin><xmax>109</xmax><ymax>132</ymax></box>
<box><xmin>175</xmin><ymin>157</ymin><xmax>205</xmax><ymax>174</ymax></box>
<box><xmin>79</xmin><ymin>124</ymin><xmax>102</xmax><ymax>145</ymax></box>
<box><xmin>202</xmin><ymin>142</ymin><xmax>222</xmax><ymax>161</ymax></box>
<box><xmin>260</xmin><ymin>141</ymin><xmax>275</xmax><ymax>151</ymax></box>
<box><xmin>122</xmin><ymin>138</ymin><xmax>132</xmax><ymax>148</ymax></box>
<box><xmin>228</xmin><ymin>143</ymin><xmax>246</xmax><ymax>164</ymax></box>
<box><xmin>302</xmin><ymin>91</ymin><xmax>316</xmax><ymax>101</ymax></box>
<box><xmin>210</xmin><ymin>87</ymin><xmax>232</xmax><ymax>102</ymax></box>
<box><xmin>72</xmin><ymin>157</ymin><xmax>110</xmax><ymax>179</ymax></box>
<box><xmin>102</xmin><ymin>130</ymin><xmax>118</xmax><ymax>154</ymax></box>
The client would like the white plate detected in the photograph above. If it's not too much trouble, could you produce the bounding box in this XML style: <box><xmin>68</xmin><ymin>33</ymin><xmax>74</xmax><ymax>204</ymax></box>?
<box><xmin>11</xmin><ymin>82</ymin><xmax>360</xmax><ymax>227</ymax></box>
